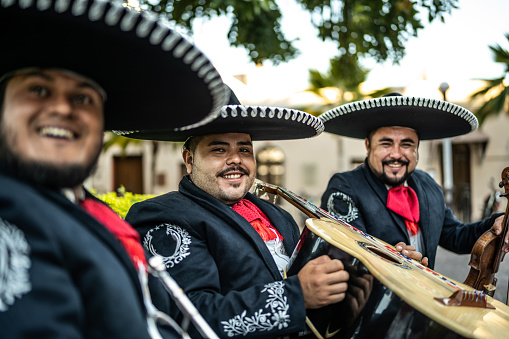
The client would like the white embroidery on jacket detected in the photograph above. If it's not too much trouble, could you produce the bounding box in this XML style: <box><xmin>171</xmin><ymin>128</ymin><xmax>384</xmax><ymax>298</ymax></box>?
<box><xmin>0</xmin><ymin>218</ymin><xmax>31</xmax><ymax>311</ymax></box>
<box><xmin>143</xmin><ymin>224</ymin><xmax>191</xmax><ymax>268</ymax></box>
<box><xmin>221</xmin><ymin>281</ymin><xmax>290</xmax><ymax>337</ymax></box>
<box><xmin>327</xmin><ymin>192</ymin><xmax>359</xmax><ymax>223</ymax></box>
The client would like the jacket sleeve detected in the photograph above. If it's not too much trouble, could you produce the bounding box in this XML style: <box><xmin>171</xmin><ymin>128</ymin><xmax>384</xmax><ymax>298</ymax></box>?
<box><xmin>127</xmin><ymin>200</ymin><xmax>307</xmax><ymax>338</ymax></box>
<box><xmin>320</xmin><ymin>173</ymin><xmax>368</xmax><ymax>233</ymax></box>
<box><xmin>439</xmin><ymin>208</ymin><xmax>503</xmax><ymax>254</ymax></box>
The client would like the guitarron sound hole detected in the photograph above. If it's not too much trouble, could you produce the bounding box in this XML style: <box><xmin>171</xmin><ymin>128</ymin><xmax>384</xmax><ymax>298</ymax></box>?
<box><xmin>359</xmin><ymin>242</ymin><xmax>404</xmax><ymax>266</ymax></box>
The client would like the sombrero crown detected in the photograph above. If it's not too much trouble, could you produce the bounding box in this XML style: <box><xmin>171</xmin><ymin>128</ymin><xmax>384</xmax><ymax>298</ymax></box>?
<box><xmin>0</xmin><ymin>0</ymin><xmax>227</xmax><ymax>131</ymax></box>
<box><xmin>114</xmin><ymin>85</ymin><xmax>325</xmax><ymax>141</ymax></box>
<box><xmin>319</xmin><ymin>93</ymin><xmax>478</xmax><ymax>140</ymax></box>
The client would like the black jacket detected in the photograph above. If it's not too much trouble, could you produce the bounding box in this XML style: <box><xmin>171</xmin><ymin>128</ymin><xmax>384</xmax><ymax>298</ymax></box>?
<box><xmin>320</xmin><ymin>161</ymin><xmax>498</xmax><ymax>268</ymax></box>
<box><xmin>126</xmin><ymin>176</ymin><xmax>307</xmax><ymax>338</ymax></box>
<box><xmin>0</xmin><ymin>167</ymin><xmax>164</xmax><ymax>338</ymax></box>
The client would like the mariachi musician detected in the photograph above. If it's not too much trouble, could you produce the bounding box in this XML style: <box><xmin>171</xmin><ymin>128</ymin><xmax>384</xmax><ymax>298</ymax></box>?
<box><xmin>0</xmin><ymin>0</ymin><xmax>226</xmax><ymax>337</ymax></box>
<box><xmin>319</xmin><ymin>93</ymin><xmax>507</xmax><ymax>270</ymax></box>
<box><xmin>119</xmin><ymin>87</ymin><xmax>426</xmax><ymax>338</ymax></box>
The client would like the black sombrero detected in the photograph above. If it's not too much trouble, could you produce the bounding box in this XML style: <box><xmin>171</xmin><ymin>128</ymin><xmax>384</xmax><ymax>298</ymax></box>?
<box><xmin>0</xmin><ymin>0</ymin><xmax>226</xmax><ymax>131</ymax></box>
<box><xmin>114</xmin><ymin>85</ymin><xmax>324</xmax><ymax>141</ymax></box>
<box><xmin>319</xmin><ymin>94</ymin><xmax>478</xmax><ymax>140</ymax></box>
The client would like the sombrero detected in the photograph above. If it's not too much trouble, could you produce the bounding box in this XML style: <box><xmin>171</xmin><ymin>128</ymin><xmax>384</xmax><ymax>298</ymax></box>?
<box><xmin>114</xmin><ymin>85</ymin><xmax>325</xmax><ymax>141</ymax></box>
<box><xmin>0</xmin><ymin>0</ymin><xmax>226</xmax><ymax>131</ymax></box>
<box><xmin>319</xmin><ymin>93</ymin><xmax>478</xmax><ymax>140</ymax></box>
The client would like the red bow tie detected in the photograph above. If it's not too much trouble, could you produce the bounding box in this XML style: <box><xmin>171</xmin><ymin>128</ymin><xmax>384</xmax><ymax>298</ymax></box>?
<box><xmin>232</xmin><ymin>199</ymin><xmax>283</xmax><ymax>242</ymax></box>
<box><xmin>386</xmin><ymin>186</ymin><xmax>420</xmax><ymax>236</ymax></box>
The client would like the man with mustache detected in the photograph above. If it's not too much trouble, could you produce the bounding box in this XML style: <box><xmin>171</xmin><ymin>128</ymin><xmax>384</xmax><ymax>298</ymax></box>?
<box><xmin>0</xmin><ymin>0</ymin><xmax>226</xmax><ymax>337</ymax></box>
<box><xmin>123</xmin><ymin>87</ymin><xmax>359</xmax><ymax>338</ymax></box>
<box><xmin>319</xmin><ymin>93</ymin><xmax>506</xmax><ymax>269</ymax></box>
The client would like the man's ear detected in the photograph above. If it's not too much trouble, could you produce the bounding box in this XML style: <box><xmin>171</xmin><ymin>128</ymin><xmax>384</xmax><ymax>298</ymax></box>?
<box><xmin>182</xmin><ymin>149</ymin><xmax>193</xmax><ymax>175</ymax></box>
<box><xmin>365</xmin><ymin>138</ymin><xmax>370</xmax><ymax>156</ymax></box>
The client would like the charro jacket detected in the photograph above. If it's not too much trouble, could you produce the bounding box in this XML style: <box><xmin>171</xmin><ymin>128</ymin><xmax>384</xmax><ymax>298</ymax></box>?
<box><xmin>126</xmin><ymin>176</ymin><xmax>307</xmax><ymax>338</ymax></box>
<box><xmin>320</xmin><ymin>161</ymin><xmax>498</xmax><ymax>269</ymax></box>
<box><xmin>0</xmin><ymin>167</ymin><xmax>161</xmax><ymax>339</ymax></box>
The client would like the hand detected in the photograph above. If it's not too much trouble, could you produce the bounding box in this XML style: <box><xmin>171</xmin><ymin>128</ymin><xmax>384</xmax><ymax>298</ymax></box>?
<box><xmin>395</xmin><ymin>242</ymin><xmax>429</xmax><ymax>267</ymax></box>
<box><xmin>344</xmin><ymin>271</ymin><xmax>373</xmax><ymax>327</ymax></box>
<box><xmin>298</xmin><ymin>255</ymin><xmax>349</xmax><ymax>309</ymax></box>
<box><xmin>490</xmin><ymin>215</ymin><xmax>508</xmax><ymax>252</ymax></box>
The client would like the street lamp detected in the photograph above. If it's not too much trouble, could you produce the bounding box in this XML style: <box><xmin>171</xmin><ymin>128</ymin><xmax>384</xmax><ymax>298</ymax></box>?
<box><xmin>439</xmin><ymin>82</ymin><xmax>454</xmax><ymax>211</ymax></box>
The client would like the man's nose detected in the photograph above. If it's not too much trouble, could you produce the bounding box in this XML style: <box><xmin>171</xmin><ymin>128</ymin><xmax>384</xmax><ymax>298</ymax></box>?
<box><xmin>48</xmin><ymin>94</ymin><xmax>73</xmax><ymax>116</ymax></box>
<box><xmin>226</xmin><ymin>151</ymin><xmax>242</xmax><ymax>164</ymax></box>
<box><xmin>389</xmin><ymin>146</ymin><xmax>402</xmax><ymax>158</ymax></box>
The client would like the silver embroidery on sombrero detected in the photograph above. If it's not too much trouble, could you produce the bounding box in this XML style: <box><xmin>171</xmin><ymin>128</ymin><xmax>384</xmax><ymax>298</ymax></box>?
<box><xmin>221</xmin><ymin>281</ymin><xmax>290</xmax><ymax>336</ymax></box>
<box><xmin>0</xmin><ymin>218</ymin><xmax>32</xmax><ymax>311</ymax></box>
<box><xmin>319</xmin><ymin>96</ymin><xmax>478</xmax><ymax>132</ymax></box>
<box><xmin>143</xmin><ymin>224</ymin><xmax>191</xmax><ymax>268</ymax></box>
<box><xmin>327</xmin><ymin>192</ymin><xmax>359</xmax><ymax>223</ymax></box>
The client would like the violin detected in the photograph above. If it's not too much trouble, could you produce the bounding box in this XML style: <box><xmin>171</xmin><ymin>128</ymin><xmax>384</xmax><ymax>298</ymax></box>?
<box><xmin>464</xmin><ymin>167</ymin><xmax>509</xmax><ymax>296</ymax></box>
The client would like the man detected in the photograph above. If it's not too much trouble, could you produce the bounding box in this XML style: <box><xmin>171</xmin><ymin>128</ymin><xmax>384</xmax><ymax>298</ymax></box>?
<box><xmin>319</xmin><ymin>93</ymin><xmax>507</xmax><ymax>269</ymax></box>
<box><xmin>123</xmin><ymin>88</ymin><xmax>423</xmax><ymax>338</ymax></box>
<box><xmin>0</xmin><ymin>0</ymin><xmax>226</xmax><ymax>337</ymax></box>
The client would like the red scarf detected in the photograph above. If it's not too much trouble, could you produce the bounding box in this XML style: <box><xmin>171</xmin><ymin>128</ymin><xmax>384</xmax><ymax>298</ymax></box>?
<box><xmin>232</xmin><ymin>199</ymin><xmax>283</xmax><ymax>242</ymax></box>
<box><xmin>386</xmin><ymin>186</ymin><xmax>420</xmax><ymax>236</ymax></box>
<box><xmin>80</xmin><ymin>198</ymin><xmax>147</xmax><ymax>268</ymax></box>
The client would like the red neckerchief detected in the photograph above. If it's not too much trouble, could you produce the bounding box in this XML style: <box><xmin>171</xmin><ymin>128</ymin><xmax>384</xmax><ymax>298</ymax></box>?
<box><xmin>80</xmin><ymin>198</ymin><xmax>147</xmax><ymax>267</ymax></box>
<box><xmin>232</xmin><ymin>199</ymin><xmax>283</xmax><ymax>242</ymax></box>
<box><xmin>386</xmin><ymin>186</ymin><xmax>420</xmax><ymax>236</ymax></box>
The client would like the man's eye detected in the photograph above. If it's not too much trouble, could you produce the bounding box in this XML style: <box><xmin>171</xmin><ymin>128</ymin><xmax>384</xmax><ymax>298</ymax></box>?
<box><xmin>74</xmin><ymin>94</ymin><xmax>93</xmax><ymax>105</ymax></box>
<box><xmin>30</xmin><ymin>86</ymin><xmax>48</xmax><ymax>96</ymax></box>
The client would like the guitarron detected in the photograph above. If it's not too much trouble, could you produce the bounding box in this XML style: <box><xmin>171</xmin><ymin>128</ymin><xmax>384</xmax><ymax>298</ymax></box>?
<box><xmin>255</xmin><ymin>180</ymin><xmax>509</xmax><ymax>339</ymax></box>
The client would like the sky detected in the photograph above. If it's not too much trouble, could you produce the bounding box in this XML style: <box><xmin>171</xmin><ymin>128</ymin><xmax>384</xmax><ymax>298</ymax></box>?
<box><xmin>187</xmin><ymin>0</ymin><xmax>509</xmax><ymax>103</ymax></box>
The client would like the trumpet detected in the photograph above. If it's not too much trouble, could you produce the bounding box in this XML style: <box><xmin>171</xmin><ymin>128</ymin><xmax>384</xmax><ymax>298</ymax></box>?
<box><xmin>141</xmin><ymin>256</ymin><xmax>219</xmax><ymax>339</ymax></box>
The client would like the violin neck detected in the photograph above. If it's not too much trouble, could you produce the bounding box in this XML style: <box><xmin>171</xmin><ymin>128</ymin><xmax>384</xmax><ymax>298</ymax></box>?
<box><xmin>493</xmin><ymin>198</ymin><xmax>509</xmax><ymax>272</ymax></box>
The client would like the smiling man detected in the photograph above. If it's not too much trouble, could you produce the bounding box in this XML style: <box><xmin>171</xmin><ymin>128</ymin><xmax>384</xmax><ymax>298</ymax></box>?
<box><xmin>0</xmin><ymin>70</ymin><xmax>105</xmax><ymax>190</ymax></box>
<box><xmin>123</xmin><ymin>88</ymin><xmax>353</xmax><ymax>338</ymax></box>
<box><xmin>319</xmin><ymin>93</ymin><xmax>507</xmax><ymax>269</ymax></box>
<box><xmin>0</xmin><ymin>0</ymin><xmax>226</xmax><ymax>337</ymax></box>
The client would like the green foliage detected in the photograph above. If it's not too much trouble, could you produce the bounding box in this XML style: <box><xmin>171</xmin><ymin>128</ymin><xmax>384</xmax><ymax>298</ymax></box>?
<box><xmin>469</xmin><ymin>33</ymin><xmax>509</xmax><ymax>125</ymax></box>
<box><xmin>102</xmin><ymin>132</ymin><xmax>141</xmax><ymax>154</ymax></box>
<box><xmin>134</xmin><ymin>0</ymin><xmax>457</xmax><ymax>65</ymax></box>
<box><xmin>92</xmin><ymin>186</ymin><xmax>156</xmax><ymax>219</ymax></box>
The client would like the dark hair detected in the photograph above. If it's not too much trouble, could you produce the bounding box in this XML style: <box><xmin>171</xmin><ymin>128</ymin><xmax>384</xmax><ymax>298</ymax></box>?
<box><xmin>182</xmin><ymin>135</ymin><xmax>205</xmax><ymax>153</ymax></box>
<box><xmin>0</xmin><ymin>78</ymin><xmax>8</xmax><ymax>117</ymax></box>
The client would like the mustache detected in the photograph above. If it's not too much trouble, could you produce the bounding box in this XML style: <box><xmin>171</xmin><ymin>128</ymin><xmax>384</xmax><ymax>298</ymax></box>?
<box><xmin>382</xmin><ymin>158</ymin><xmax>409</xmax><ymax>166</ymax></box>
<box><xmin>217</xmin><ymin>166</ymin><xmax>249</xmax><ymax>177</ymax></box>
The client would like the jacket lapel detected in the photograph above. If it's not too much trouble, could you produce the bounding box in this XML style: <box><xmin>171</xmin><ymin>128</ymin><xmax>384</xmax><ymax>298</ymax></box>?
<box><xmin>362</xmin><ymin>163</ymin><xmax>410</xmax><ymax>241</ymax></box>
<box><xmin>180</xmin><ymin>177</ymin><xmax>283</xmax><ymax>280</ymax></box>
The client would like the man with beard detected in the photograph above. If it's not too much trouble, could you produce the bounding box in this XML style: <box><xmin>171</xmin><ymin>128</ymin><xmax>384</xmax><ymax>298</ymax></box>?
<box><xmin>0</xmin><ymin>0</ymin><xmax>226</xmax><ymax>337</ymax></box>
<box><xmin>122</xmin><ymin>88</ymin><xmax>423</xmax><ymax>338</ymax></box>
<box><xmin>319</xmin><ymin>93</ymin><xmax>507</xmax><ymax>269</ymax></box>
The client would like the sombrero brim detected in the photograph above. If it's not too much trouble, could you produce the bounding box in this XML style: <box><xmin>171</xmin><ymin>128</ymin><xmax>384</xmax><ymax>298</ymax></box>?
<box><xmin>319</xmin><ymin>96</ymin><xmax>478</xmax><ymax>140</ymax></box>
<box><xmin>114</xmin><ymin>105</ymin><xmax>324</xmax><ymax>141</ymax></box>
<box><xmin>0</xmin><ymin>0</ymin><xmax>226</xmax><ymax>131</ymax></box>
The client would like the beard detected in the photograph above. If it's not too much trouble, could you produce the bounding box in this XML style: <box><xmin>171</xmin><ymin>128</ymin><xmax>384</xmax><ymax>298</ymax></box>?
<box><xmin>369</xmin><ymin>158</ymin><xmax>413</xmax><ymax>187</ymax></box>
<box><xmin>0</xmin><ymin>126</ymin><xmax>101</xmax><ymax>189</ymax></box>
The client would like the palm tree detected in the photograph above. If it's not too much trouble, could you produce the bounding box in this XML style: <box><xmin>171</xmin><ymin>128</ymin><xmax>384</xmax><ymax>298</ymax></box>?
<box><xmin>469</xmin><ymin>33</ymin><xmax>509</xmax><ymax>126</ymax></box>
<box><xmin>306</xmin><ymin>53</ymin><xmax>369</xmax><ymax>114</ymax></box>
